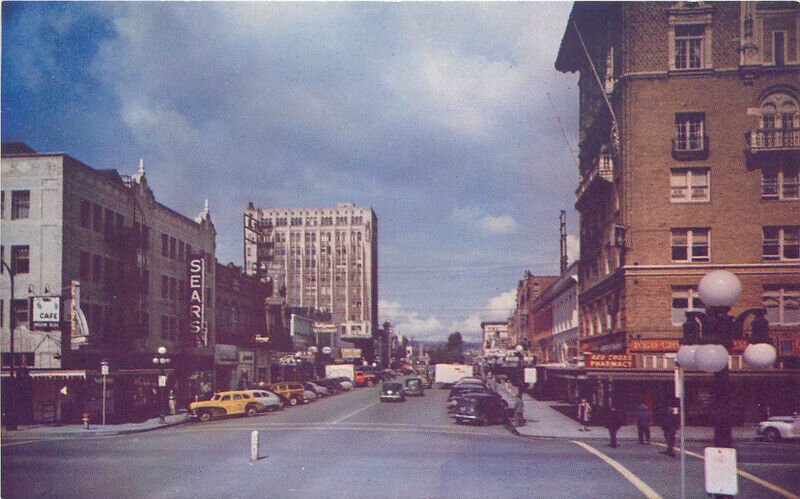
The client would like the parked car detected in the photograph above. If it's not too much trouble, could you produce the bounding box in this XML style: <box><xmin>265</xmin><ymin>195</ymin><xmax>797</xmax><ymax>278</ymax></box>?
<box><xmin>354</xmin><ymin>370</ymin><xmax>380</xmax><ymax>387</ymax></box>
<box><xmin>268</xmin><ymin>382</ymin><xmax>306</xmax><ymax>406</ymax></box>
<box><xmin>447</xmin><ymin>388</ymin><xmax>493</xmax><ymax>412</ymax></box>
<box><xmin>380</xmin><ymin>381</ymin><xmax>405</xmax><ymax>402</ymax></box>
<box><xmin>305</xmin><ymin>382</ymin><xmax>330</xmax><ymax>397</ymax></box>
<box><xmin>190</xmin><ymin>390</ymin><xmax>278</xmax><ymax>422</ymax></box>
<box><xmin>757</xmin><ymin>414</ymin><xmax>800</xmax><ymax>442</ymax></box>
<box><xmin>303</xmin><ymin>389</ymin><xmax>317</xmax><ymax>403</ymax></box>
<box><xmin>315</xmin><ymin>378</ymin><xmax>343</xmax><ymax>394</ymax></box>
<box><xmin>452</xmin><ymin>393</ymin><xmax>512</xmax><ymax>425</ymax></box>
<box><xmin>404</xmin><ymin>377</ymin><xmax>425</xmax><ymax>396</ymax></box>
<box><xmin>378</xmin><ymin>369</ymin><xmax>397</xmax><ymax>381</ymax></box>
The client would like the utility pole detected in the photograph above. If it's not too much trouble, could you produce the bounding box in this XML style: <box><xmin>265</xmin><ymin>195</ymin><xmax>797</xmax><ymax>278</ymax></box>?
<box><xmin>1</xmin><ymin>258</ymin><xmax>17</xmax><ymax>430</ymax></box>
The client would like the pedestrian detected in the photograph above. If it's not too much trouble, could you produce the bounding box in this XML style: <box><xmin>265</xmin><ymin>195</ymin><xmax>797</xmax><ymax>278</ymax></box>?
<box><xmin>605</xmin><ymin>404</ymin><xmax>624</xmax><ymax>448</ymax></box>
<box><xmin>661</xmin><ymin>405</ymin><xmax>680</xmax><ymax>457</ymax></box>
<box><xmin>578</xmin><ymin>397</ymin><xmax>592</xmax><ymax>431</ymax></box>
<box><xmin>513</xmin><ymin>394</ymin><xmax>525</xmax><ymax>427</ymax></box>
<box><xmin>168</xmin><ymin>390</ymin><xmax>177</xmax><ymax>416</ymax></box>
<box><xmin>636</xmin><ymin>403</ymin><xmax>651</xmax><ymax>444</ymax></box>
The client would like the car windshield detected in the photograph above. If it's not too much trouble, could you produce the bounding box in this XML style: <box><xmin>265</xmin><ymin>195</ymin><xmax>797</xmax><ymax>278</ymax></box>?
<box><xmin>5</xmin><ymin>3</ymin><xmax>796</xmax><ymax>498</ymax></box>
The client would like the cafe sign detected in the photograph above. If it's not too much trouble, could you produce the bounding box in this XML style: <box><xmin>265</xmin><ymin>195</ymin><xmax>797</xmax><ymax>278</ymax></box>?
<box><xmin>586</xmin><ymin>353</ymin><xmax>636</xmax><ymax>369</ymax></box>
<box><xmin>30</xmin><ymin>296</ymin><xmax>61</xmax><ymax>330</ymax></box>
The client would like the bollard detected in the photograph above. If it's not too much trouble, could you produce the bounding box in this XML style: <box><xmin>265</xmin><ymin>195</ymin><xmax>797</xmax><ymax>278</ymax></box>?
<box><xmin>82</xmin><ymin>412</ymin><xmax>90</xmax><ymax>430</ymax></box>
<box><xmin>250</xmin><ymin>430</ymin><xmax>259</xmax><ymax>461</ymax></box>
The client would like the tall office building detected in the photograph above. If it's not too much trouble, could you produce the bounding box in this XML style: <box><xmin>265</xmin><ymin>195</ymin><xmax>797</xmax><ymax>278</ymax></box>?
<box><xmin>244</xmin><ymin>202</ymin><xmax>378</xmax><ymax>343</ymax></box>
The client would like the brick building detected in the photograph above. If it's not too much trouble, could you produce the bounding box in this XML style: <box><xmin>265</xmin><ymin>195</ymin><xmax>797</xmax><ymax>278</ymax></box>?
<box><xmin>553</xmin><ymin>2</ymin><xmax>799</xmax><ymax>420</ymax></box>
<box><xmin>1</xmin><ymin>143</ymin><xmax>217</xmax><ymax>423</ymax></box>
<box><xmin>507</xmin><ymin>271</ymin><xmax>558</xmax><ymax>358</ymax></box>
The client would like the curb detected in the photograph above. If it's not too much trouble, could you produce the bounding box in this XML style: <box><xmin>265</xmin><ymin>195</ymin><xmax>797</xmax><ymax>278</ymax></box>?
<box><xmin>2</xmin><ymin>417</ymin><xmax>193</xmax><ymax>439</ymax></box>
<box><xmin>501</xmin><ymin>422</ymin><xmax>756</xmax><ymax>444</ymax></box>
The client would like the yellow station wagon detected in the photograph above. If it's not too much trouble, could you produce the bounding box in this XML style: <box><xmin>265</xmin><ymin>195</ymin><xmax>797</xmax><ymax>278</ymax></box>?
<box><xmin>189</xmin><ymin>390</ymin><xmax>282</xmax><ymax>422</ymax></box>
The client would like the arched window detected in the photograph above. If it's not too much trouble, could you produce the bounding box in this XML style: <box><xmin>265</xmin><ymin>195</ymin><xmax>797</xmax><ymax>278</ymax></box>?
<box><xmin>759</xmin><ymin>93</ymin><xmax>799</xmax><ymax>149</ymax></box>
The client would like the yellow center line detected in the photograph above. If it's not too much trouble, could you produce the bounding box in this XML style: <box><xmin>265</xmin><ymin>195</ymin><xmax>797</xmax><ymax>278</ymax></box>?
<box><xmin>571</xmin><ymin>440</ymin><xmax>662</xmax><ymax>499</ymax></box>
<box><xmin>651</xmin><ymin>442</ymin><xmax>799</xmax><ymax>499</ymax></box>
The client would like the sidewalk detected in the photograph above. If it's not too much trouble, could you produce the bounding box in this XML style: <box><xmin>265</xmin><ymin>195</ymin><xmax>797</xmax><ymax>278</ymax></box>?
<box><xmin>496</xmin><ymin>383</ymin><xmax>755</xmax><ymax>443</ymax></box>
<box><xmin>1</xmin><ymin>413</ymin><xmax>192</xmax><ymax>440</ymax></box>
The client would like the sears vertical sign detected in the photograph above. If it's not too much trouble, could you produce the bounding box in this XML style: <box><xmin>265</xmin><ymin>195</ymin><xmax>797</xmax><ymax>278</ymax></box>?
<box><xmin>188</xmin><ymin>255</ymin><xmax>207</xmax><ymax>347</ymax></box>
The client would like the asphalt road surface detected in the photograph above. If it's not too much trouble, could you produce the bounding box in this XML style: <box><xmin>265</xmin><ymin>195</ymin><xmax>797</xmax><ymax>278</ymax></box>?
<box><xmin>2</xmin><ymin>385</ymin><xmax>798</xmax><ymax>498</ymax></box>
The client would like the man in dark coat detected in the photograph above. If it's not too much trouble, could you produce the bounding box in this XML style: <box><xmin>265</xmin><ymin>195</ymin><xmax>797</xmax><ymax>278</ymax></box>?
<box><xmin>606</xmin><ymin>404</ymin><xmax>625</xmax><ymax>448</ymax></box>
<box><xmin>661</xmin><ymin>405</ymin><xmax>680</xmax><ymax>457</ymax></box>
<box><xmin>636</xmin><ymin>403</ymin><xmax>651</xmax><ymax>444</ymax></box>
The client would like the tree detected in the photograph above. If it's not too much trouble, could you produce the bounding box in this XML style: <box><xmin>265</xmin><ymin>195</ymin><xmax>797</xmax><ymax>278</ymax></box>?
<box><xmin>444</xmin><ymin>332</ymin><xmax>464</xmax><ymax>364</ymax></box>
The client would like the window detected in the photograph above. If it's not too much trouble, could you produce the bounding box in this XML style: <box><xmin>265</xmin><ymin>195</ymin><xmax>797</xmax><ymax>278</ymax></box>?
<box><xmin>0</xmin><ymin>246</ymin><xmax>4</xmax><ymax>274</ymax></box>
<box><xmin>93</xmin><ymin>204</ymin><xmax>103</xmax><ymax>231</ymax></box>
<box><xmin>670</xmin><ymin>168</ymin><xmax>709</xmax><ymax>202</ymax></box>
<box><xmin>80</xmin><ymin>200</ymin><xmax>91</xmax><ymax>228</ymax></box>
<box><xmin>773</xmin><ymin>31</ymin><xmax>786</xmax><ymax>67</ymax></box>
<box><xmin>178</xmin><ymin>241</ymin><xmax>185</xmax><ymax>262</ymax></box>
<box><xmin>674</xmin><ymin>113</ymin><xmax>705</xmax><ymax>151</ymax></box>
<box><xmin>161</xmin><ymin>234</ymin><xmax>169</xmax><ymax>257</ymax></box>
<box><xmin>12</xmin><ymin>299</ymin><xmax>29</xmax><ymax>326</ymax></box>
<box><xmin>169</xmin><ymin>237</ymin><xmax>176</xmax><ymax>259</ymax></box>
<box><xmin>141</xmin><ymin>269</ymin><xmax>150</xmax><ymax>295</ymax></box>
<box><xmin>763</xmin><ymin>226</ymin><xmax>800</xmax><ymax>261</ymax></box>
<box><xmin>11</xmin><ymin>190</ymin><xmax>30</xmax><ymax>219</ymax></box>
<box><xmin>757</xmin><ymin>94</ymin><xmax>799</xmax><ymax>149</ymax></box>
<box><xmin>161</xmin><ymin>275</ymin><xmax>169</xmax><ymax>298</ymax></box>
<box><xmin>105</xmin><ymin>209</ymin><xmax>115</xmax><ymax>238</ymax></box>
<box><xmin>672</xmin><ymin>288</ymin><xmax>705</xmax><ymax>325</ymax></box>
<box><xmin>92</xmin><ymin>255</ymin><xmax>102</xmax><ymax>282</ymax></box>
<box><xmin>80</xmin><ymin>251</ymin><xmax>91</xmax><ymax>281</ymax></box>
<box><xmin>671</xmin><ymin>228</ymin><xmax>709</xmax><ymax>262</ymax></box>
<box><xmin>170</xmin><ymin>277</ymin><xmax>177</xmax><ymax>300</ymax></box>
<box><xmin>674</xmin><ymin>25</ymin><xmax>704</xmax><ymax>69</ymax></box>
<box><xmin>11</xmin><ymin>246</ymin><xmax>30</xmax><ymax>274</ymax></box>
<box><xmin>763</xmin><ymin>286</ymin><xmax>800</xmax><ymax>325</ymax></box>
<box><xmin>763</xmin><ymin>166</ymin><xmax>799</xmax><ymax>200</ymax></box>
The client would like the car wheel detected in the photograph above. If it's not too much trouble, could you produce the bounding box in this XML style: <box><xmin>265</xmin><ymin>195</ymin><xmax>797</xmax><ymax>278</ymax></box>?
<box><xmin>764</xmin><ymin>428</ymin><xmax>781</xmax><ymax>442</ymax></box>
<box><xmin>199</xmin><ymin>411</ymin><xmax>212</xmax><ymax>422</ymax></box>
<box><xmin>289</xmin><ymin>397</ymin><xmax>299</xmax><ymax>406</ymax></box>
<box><xmin>246</xmin><ymin>405</ymin><xmax>258</xmax><ymax>417</ymax></box>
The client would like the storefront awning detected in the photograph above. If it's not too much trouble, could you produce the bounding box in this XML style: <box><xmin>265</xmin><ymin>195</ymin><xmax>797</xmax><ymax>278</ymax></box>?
<box><xmin>544</xmin><ymin>366</ymin><xmax>800</xmax><ymax>382</ymax></box>
<box><xmin>1</xmin><ymin>369</ymin><xmax>87</xmax><ymax>379</ymax></box>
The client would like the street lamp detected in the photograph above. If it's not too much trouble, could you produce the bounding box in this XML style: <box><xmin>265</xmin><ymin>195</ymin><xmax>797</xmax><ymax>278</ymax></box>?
<box><xmin>676</xmin><ymin>271</ymin><xmax>777</xmax><ymax>448</ymax></box>
<box><xmin>1</xmin><ymin>258</ymin><xmax>17</xmax><ymax>430</ymax></box>
<box><xmin>152</xmin><ymin>346</ymin><xmax>170</xmax><ymax>423</ymax></box>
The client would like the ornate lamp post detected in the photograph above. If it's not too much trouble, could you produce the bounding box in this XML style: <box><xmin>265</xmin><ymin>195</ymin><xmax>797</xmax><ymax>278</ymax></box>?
<box><xmin>152</xmin><ymin>346</ymin><xmax>170</xmax><ymax>423</ymax></box>
<box><xmin>676</xmin><ymin>271</ymin><xmax>777</xmax><ymax>448</ymax></box>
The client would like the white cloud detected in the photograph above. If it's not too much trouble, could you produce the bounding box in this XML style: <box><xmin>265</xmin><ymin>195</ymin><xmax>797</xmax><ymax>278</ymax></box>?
<box><xmin>379</xmin><ymin>299</ymin><xmax>446</xmax><ymax>340</ymax></box>
<box><xmin>567</xmin><ymin>234</ymin><xmax>580</xmax><ymax>264</ymax></box>
<box><xmin>448</xmin><ymin>288</ymin><xmax>516</xmax><ymax>342</ymax></box>
<box><xmin>451</xmin><ymin>207</ymin><xmax>519</xmax><ymax>235</ymax></box>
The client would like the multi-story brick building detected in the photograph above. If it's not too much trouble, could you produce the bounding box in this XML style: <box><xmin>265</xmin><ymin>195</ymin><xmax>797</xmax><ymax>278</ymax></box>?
<box><xmin>554</xmin><ymin>2</ymin><xmax>799</xmax><ymax>419</ymax></box>
<box><xmin>507</xmin><ymin>272</ymin><xmax>558</xmax><ymax>357</ymax></box>
<box><xmin>530</xmin><ymin>263</ymin><xmax>580</xmax><ymax>366</ymax></box>
<box><xmin>1</xmin><ymin>143</ymin><xmax>216</xmax><ymax>422</ymax></box>
<box><xmin>243</xmin><ymin>202</ymin><xmax>378</xmax><ymax>356</ymax></box>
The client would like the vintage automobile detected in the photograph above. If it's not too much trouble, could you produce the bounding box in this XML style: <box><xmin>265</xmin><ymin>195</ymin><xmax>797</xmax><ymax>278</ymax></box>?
<box><xmin>757</xmin><ymin>414</ymin><xmax>800</xmax><ymax>442</ymax></box>
<box><xmin>189</xmin><ymin>390</ymin><xmax>281</xmax><ymax>422</ymax></box>
<box><xmin>380</xmin><ymin>381</ymin><xmax>405</xmax><ymax>402</ymax></box>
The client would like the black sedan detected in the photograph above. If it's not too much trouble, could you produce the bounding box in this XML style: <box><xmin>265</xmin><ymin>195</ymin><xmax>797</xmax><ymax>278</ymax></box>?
<box><xmin>380</xmin><ymin>381</ymin><xmax>405</xmax><ymax>402</ymax></box>
<box><xmin>452</xmin><ymin>393</ymin><xmax>512</xmax><ymax>425</ymax></box>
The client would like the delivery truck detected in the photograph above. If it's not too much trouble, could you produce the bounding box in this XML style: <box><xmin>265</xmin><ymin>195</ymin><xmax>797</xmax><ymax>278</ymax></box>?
<box><xmin>434</xmin><ymin>364</ymin><xmax>474</xmax><ymax>387</ymax></box>
<box><xmin>325</xmin><ymin>363</ymin><xmax>356</xmax><ymax>382</ymax></box>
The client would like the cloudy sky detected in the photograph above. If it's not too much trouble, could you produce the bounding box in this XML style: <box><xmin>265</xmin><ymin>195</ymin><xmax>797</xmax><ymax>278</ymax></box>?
<box><xmin>2</xmin><ymin>1</ymin><xmax>580</xmax><ymax>342</ymax></box>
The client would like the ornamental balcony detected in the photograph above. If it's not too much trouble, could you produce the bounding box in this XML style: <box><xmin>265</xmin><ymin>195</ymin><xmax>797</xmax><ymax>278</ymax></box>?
<box><xmin>747</xmin><ymin>128</ymin><xmax>800</xmax><ymax>166</ymax></box>
<box><xmin>576</xmin><ymin>151</ymin><xmax>614</xmax><ymax>207</ymax></box>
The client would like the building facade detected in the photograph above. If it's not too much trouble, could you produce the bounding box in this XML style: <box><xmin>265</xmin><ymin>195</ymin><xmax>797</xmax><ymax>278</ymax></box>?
<box><xmin>243</xmin><ymin>202</ymin><xmax>378</xmax><ymax>345</ymax></box>
<box><xmin>1</xmin><ymin>143</ymin><xmax>216</xmax><ymax>422</ymax></box>
<box><xmin>508</xmin><ymin>272</ymin><xmax>558</xmax><ymax>356</ymax></box>
<box><xmin>555</xmin><ymin>2</ymin><xmax>800</xmax><ymax>420</ymax></box>
<box><xmin>530</xmin><ymin>262</ymin><xmax>580</xmax><ymax>366</ymax></box>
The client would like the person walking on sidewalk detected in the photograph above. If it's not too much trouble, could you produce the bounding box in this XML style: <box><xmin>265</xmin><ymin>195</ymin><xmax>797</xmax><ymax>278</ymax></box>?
<box><xmin>513</xmin><ymin>394</ymin><xmax>525</xmax><ymax>427</ymax></box>
<box><xmin>636</xmin><ymin>403</ymin><xmax>651</xmax><ymax>444</ymax></box>
<box><xmin>661</xmin><ymin>405</ymin><xmax>680</xmax><ymax>457</ymax></box>
<box><xmin>168</xmin><ymin>390</ymin><xmax>177</xmax><ymax>416</ymax></box>
<box><xmin>578</xmin><ymin>397</ymin><xmax>592</xmax><ymax>431</ymax></box>
<box><xmin>605</xmin><ymin>404</ymin><xmax>624</xmax><ymax>448</ymax></box>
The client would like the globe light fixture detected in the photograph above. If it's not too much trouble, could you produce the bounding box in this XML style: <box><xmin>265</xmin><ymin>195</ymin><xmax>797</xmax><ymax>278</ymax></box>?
<box><xmin>695</xmin><ymin>344</ymin><xmax>729</xmax><ymax>373</ymax></box>
<box><xmin>515</xmin><ymin>345</ymin><xmax>524</xmax><ymax>353</ymax></box>
<box><xmin>697</xmin><ymin>270</ymin><xmax>741</xmax><ymax>307</ymax></box>
<box><xmin>675</xmin><ymin>344</ymin><xmax>699</xmax><ymax>370</ymax></box>
<box><xmin>743</xmin><ymin>343</ymin><xmax>777</xmax><ymax>368</ymax></box>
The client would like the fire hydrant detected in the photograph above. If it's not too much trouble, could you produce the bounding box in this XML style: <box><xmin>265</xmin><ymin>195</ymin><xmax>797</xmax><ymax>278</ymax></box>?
<box><xmin>82</xmin><ymin>412</ymin><xmax>90</xmax><ymax>429</ymax></box>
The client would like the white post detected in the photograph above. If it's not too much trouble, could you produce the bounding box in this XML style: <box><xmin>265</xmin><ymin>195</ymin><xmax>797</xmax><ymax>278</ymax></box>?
<box><xmin>678</xmin><ymin>366</ymin><xmax>686</xmax><ymax>499</ymax></box>
<box><xmin>102</xmin><ymin>374</ymin><xmax>107</xmax><ymax>426</ymax></box>
<box><xmin>250</xmin><ymin>430</ymin><xmax>259</xmax><ymax>461</ymax></box>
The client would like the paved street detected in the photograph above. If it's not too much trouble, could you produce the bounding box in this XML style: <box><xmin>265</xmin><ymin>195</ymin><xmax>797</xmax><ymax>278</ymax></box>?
<box><xmin>3</xmin><ymin>385</ymin><xmax>798</xmax><ymax>498</ymax></box>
